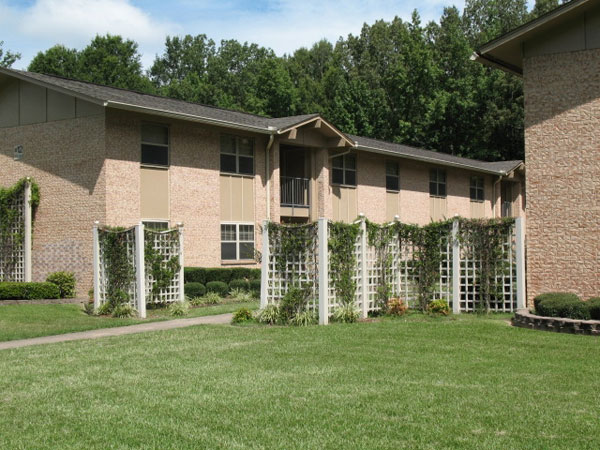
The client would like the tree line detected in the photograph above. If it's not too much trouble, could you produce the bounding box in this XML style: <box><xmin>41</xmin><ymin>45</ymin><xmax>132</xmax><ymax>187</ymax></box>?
<box><xmin>1</xmin><ymin>0</ymin><xmax>563</xmax><ymax>162</ymax></box>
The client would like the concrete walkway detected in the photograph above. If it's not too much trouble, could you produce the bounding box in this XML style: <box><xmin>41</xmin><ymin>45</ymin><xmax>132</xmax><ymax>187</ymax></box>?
<box><xmin>0</xmin><ymin>313</ymin><xmax>233</xmax><ymax>351</ymax></box>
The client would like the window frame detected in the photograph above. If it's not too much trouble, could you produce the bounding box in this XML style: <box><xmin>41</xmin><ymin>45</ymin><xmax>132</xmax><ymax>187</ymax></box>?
<box><xmin>141</xmin><ymin>122</ymin><xmax>170</xmax><ymax>168</ymax></box>
<box><xmin>385</xmin><ymin>161</ymin><xmax>400</xmax><ymax>192</ymax></box>
<box><xmin>142</xmin><ymin>220</ymin><xmax>170</xmax><ymax>231</ymax></box>
<box><xmin>331</xmin><ymin>153</ymin><xmax>357</xmax><ymax>187</ymax></box>
<box><xmin>220</xmin><ymin>134</ymin><xmax>255</xmax><ymax>176</ymax></box>
<box><xmin>470</xmin><ymin>176</ymin><xmax>485</xmax><ymax>203</ymax></box>
<box><xmin>220</xmin><ymin>222</ymin><xmax>255</xmax><ymax>262</ymax></box>
<box><xmin>429</xmin><ymin>168</ymin><xmax>447</xmax><ymax>198</ymax></box>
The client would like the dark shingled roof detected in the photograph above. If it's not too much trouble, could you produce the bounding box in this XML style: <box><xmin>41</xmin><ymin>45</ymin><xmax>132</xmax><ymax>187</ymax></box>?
<box><xmin>0</xmin><ymin>68</ymin><xmax>523</xmax><ymax>175</ymax></box>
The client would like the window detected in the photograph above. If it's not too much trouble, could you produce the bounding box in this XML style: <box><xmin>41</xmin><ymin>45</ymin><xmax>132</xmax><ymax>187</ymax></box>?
<box><xmin>143</xmin><ymin>221</ymin><xmax>169</xmax><ymax>231</ymax></box>
<box><xmin>470</xmin><ymin>176</ymin><xmax>484</xmax><ymax>202</ymax></box>
<box><xmin>429</xmin><ymin>169</ymin><xmax>446</xmax><ymax>197</ymax></box>
<box><xmin>220</xmin><ymin>134</ymin><xmax>254</xmax><ymax>175</ymax></box>
<box><xmin>141</xmin><ymin>123</ymin><xmax>169</xmax><ymax>166</ymax></box>
<box><xmin>332</xmin><ymin>154</ymin><xmax>356</xmax><ymax>186</ymax></box>
<box><xmin>386</xmin><ymin>161</ymin><xmax>399</xmax><ymax>191</ymax></box>
<box><xmin>221</xmin><ymin>223</ymin><xmax>255</xmax><ymax>261</ymax></box>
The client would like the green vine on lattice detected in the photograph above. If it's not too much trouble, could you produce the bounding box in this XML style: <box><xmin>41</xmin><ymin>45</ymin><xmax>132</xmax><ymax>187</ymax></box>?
<box><xmin>456</xmin><ymin>217</ymin><xmax>515</xmax><ymax>313</ymax></box>
<box><xmin>0</xmin><ymin>178</ymin><xmax>40</xmax><ymax>281</ymax></box>
<box><xmin>329</xmin><ymin>221</ymin><xmax>361</xmax><ymax>305</ymax></box>
<box><xmin>266</xmin><ymin>222</ymin><xmax>317</xmax><ymax>281</ymax></box>
<box><xmin>144</xmin><ymin>229</ymin><xmax>181</xmax><ymax>302</ymax></box>
<box><xmin>366</xmin><ymin>220</ymin><xmax>397</xmax><ymax>309</ymax></box>
<box><xmin>99</xmin><ymin>226</ymin><xmax>136</xmax><ymax>308</ymax></box>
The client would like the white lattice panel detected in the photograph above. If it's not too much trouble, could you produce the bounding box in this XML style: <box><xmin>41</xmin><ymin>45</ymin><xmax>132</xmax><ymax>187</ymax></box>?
<box><xmin>0</xmin><ymin>194</ymin><xmax>25</xmax><ymax>282</ymax></box>
<box><xmin>145</xmin><ymin>229</ymin><xmax>183</xmax><ymax>304</ymax></box>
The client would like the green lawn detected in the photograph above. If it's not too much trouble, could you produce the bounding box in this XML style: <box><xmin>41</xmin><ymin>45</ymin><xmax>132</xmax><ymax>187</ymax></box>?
<box><xmin>0</xmin><ymin>314</ymin><xmax>598</xmax><ymax>449</ymax></box>
<box><xmin>0</xmin><ymin>300</ymin><xmax>257</xmax><ymax>342</ymax></box>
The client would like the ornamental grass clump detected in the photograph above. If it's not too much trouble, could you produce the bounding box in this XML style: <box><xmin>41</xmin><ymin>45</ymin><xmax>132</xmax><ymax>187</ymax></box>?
<box><xmin>111</xmin><ymin>303</ymin><xmax>135</xmax><ymax>318</ymax></box>
<box><xmin>279</xmin><ymin>288</ymin><xmax>310</xmax><ymax>324</ymax></box>
<box><xmin>332</xmin><ymin>304</ymin><xmax>360</xmax><ymax>323</ymax></box>
<box><xmin>168</xmin><ymin>300</ymin><xmax>190</xmax><ymax>317</ymax></box>
<box><xmin>229</xmin><ymin>288</ymin><xmax>253</xmax><ymax>302</ymax></box>
<box><xmin>255</xmin><ymin>304</ymin><xmax>280</xmax><ymax>325</ymax></box>
<box><xmin>202</xmin><ymin>292</ymin><xmax>222</xmax><ymax>305</ymax></box>
<box><xmin>289</xmin><ymin>309</ymin><xmax>318</xmax><ymax>326</ymax></box>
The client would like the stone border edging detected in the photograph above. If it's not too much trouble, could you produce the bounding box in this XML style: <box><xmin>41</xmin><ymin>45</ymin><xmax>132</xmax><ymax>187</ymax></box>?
<box><xmin>0</xmin><ymin>298</ymin><xmax>86</xmax><ymax>306</ymax></box>
<box><xmin>512</xmin><ymin>309</ymin><xmax>600</xmax><ymax>336</ymax></box>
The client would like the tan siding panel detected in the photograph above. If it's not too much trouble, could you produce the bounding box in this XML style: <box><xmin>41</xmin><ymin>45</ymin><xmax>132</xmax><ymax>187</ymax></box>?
<box><xmin>76</xmin><ymin>98</ymin><xmax>103</xmax><ymax>117</ymax></box>
<box><xmin>0</xmin><ymin>79</ymin><xmax>19</xmax><ymax>128</ymax></box>
<box><xmin>19</xmin><ymin>81</ymin><xmax>46</xmax><ymax>125</ymax></box>
<box><xmin>47</xmin><ymin>90</ymin><xmax>76</xmax><ymax>122</ymax></box>
<box><xmin>429</xmin><ymin>196</ymin><xmax>447</xmax><ymax>221</ymax></box>
<box><xmin>470</xmin><ymin>201</ymin><xmax>485</xmax><ymax>219</ymax></box>
<box><xmin>141</xmin><ymin>167</ymin><xmax>169</xmax><ymax>219</ymax></box>
<box><xmin>242</xmin><ymin>176</ymin><xmax>254</xmax><ymax>222</ymax></box>
<box><xmin>386</xmin><ymin>192</ymin><xmax>399</xmax><ymax>222</ymax></box>
<box><xmin>220</xmin><ymin>175</ymin><xmax>230</xmax><ymax>220</ymax></box>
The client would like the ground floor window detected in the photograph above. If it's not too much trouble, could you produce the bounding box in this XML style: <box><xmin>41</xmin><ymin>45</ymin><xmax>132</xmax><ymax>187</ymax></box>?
<box><xmin>221</xmin><ymin>223</ymin><xmax>255</xmax><ymax>261</ymax></box>
<box><xmin>143</xmin><ymin>220</ymin><xmax>169</xmax><ymax>231</ymax></box>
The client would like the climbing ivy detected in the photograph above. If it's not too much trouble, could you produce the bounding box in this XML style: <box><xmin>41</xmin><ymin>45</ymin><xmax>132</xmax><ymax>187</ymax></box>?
<box><xmin>266</xmin><ymin>222</ymin><xmax>317</xmax><ymax>278</ymax></box>
<box><xmin>329</xmin><ymin>221</ymin><xmax>361</xmax><ymax>305</ymax></box>
<box><xmin>366</xmin><ymin>220</ymin><xmax>397</xmax><ymax>310</ymax></box>
<box><xmin>0</xmin><ymin>178</ymin><xmax>40</xmax><ymax>281</ymax></box>
<box><xmin>457</xmin><ymin>217</ymin><xmax>515</xmax><ymax>313</ymax></box>
<box><xmin>144</xmin><ymin>229</ymin><xmax>181</xmax><ymax>302</ymax></box>
<box><xmin>99</xmin><ymin>227</ymin><xmax>136</xmax><ymax>308</ymax></box>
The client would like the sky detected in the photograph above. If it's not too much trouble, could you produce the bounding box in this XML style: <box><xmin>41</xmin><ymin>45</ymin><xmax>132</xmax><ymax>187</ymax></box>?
<box><xmin>1</xmin><ymin>0</ymin><xmax>535</xmax><ymax>70</ymax></box>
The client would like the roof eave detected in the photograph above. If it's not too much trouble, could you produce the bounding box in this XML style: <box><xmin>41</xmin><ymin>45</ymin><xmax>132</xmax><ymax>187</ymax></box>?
<box><xmin>277</xmin><ymin>115</ymin><xmax>355</xmax><ymax>147</ymax></box>
<box><xmin>470</xmin><ymin>52</ymin><xmax>523</xmax><ymax>76</ymax></box>
<box><xmin>355</xmin><ymin>143</ymin><xmax>511</xmax><ymax>176</ymax></box>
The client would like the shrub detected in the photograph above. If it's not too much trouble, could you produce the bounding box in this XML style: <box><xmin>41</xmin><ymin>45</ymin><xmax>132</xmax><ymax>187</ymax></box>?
<box><xmin>46</xmin><ymin>271</ymin><xmax>76</xmax><ymax>298</ymax></box>
<box><xmin>0</xmin><ymin>282</ymin><xmax>60</xmax><ymax>300</ymax></box>
<box><xmin>112</xmin><ymin>303</ymin><xmax>135</xmax><ymax>318</ymax></box>
<box><xmin>249</xmin><ymin>279</ymin><xmax>261</xmax><ymax>297</ymax></box>
<box><xmin>255</xmin><ymin>304</ymin><xmax>279</xmax><ymax>325</ymax></box>
<box><xmin>206</xmin><ymin>281</ymin><xmax>229</xmax><ymax>296</ymax></box>
<box><xmin>169</xmin><ymin>300</ymin><xmax>190</xmax><ymax>317</ymax></box>
<box><xmin>387</xmin><ymin>298</ymin><xmax>408</xmax><ymax>316</ymax></box>
<box><xmin>279</xmin><ymin>288</ymin><xmax>310</xmax><ymax>323</ymax></box>
<box><xmin>184</xmin><ymin>267</ymin><xmax>261</xmax><ymax>285</ymax></box>
<box><xmin>332</xmin><ymin>304</ymin><xmax>360</xmax><ymax>323</ymax></box>
<box><xmin>289</xmin><ymin>310</ymin><xmax>318</xmax><ymax>326</ymax></box>
<box><xmin>428</xmin><ymin>299</ymin><xmax>450</xmax><ymax>316</ymax></box>
<box><xmin>83</xmin><ymin>301</ymin><xmax>95</xmax><ymax>315</ymax></box>
<box><xmin>184</xmin><ymin>267</ymin><xmax>207</xmax><ymax>285</ymax></box>
<box><xmin>188</xmin><ymin>296</ymin><xmax>204</xmax><ymax>306</ymax></box>
<box><xmin>184</xmin><ymin>282</ymin><xmax>206</xmax><ymax>298</ymax></box>
<box><xmin>97</xmin><ymin>301</ymin><xmax>112</xmax><ymax>315</ymax></box>
<box><xmin>202</xmin><ymin>292</ymin><xmax>222</xmax><ymax>305</ymax></box>
<box><xmin>587</xmin><ymin>297</ymin><xmax>600</xmax><ymax>320</ymax></box>
<box><xmin>229</xmin><ymin>288</ymin><xmax>253</xmax><ymax>302</ymax></box>
<box><xmin>229</xmin><ymin>279</ymin><xmax>250</xmax><ymax>292</ymax></box>
<box><xmin>534</xmin><ymin>292</ymin><xmax>589</xmax><ymax>320</ymax></box>
<box><xmin>232</xmin><ymin>307</ymin><xmax>253</xmax><ymax>324</ymax></box>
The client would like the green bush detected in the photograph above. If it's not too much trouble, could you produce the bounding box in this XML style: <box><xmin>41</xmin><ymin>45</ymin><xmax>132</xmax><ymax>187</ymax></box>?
<box><xmin>249</xmin><ymin>279</ymin><xmax>261</xmax><ymax>297</ymax></box>
<box><xmin>279</xmin><ymin>288</ymin><xmax>310</xmax><ymax>323</ymax></box>
<box><xmin>184</xmin><ymin>282</ymin><xmax>206</xmax><ymax>298</ymax></box>
<box><xmin>534</xmin><ymin>292</ymin><xmax>589</xmax><ymax>320</ymax></box>
<box><xmin>168</xmin><ymin>300</ymin><xmax>190</xmax><ymax>317</ymax></box>
<box><xmin>206</xmin><ymin>281</ymin><xmax>229</xmax><ymax>296</ymax></box>
<box><xmin>256</xmin><ymin>304</ymin><xmax>279</xmax><ymax>325</ymax></box>
<box><xmin>46</xmin><ymin>271</ymin><xmax>76</xmax><ymax>298</ymax></box>
<box><xmin>229</xmin><ymin>278</ymin><xmax>250</xmax><ymax>292</ymax></box>
<box><xmin>112</xmin><ymin>303</ymin><xmax>135</xmax><ymax>318</ymax></box>
<box><xmin>587</xmin><ymin>297</ymin><xmax>600</xmax><ymax>320</ymax></box>
<box><xmin>184</xmin><ymin>267</ymin><xmax>261</xmax><ymax>285</ymax></box>
<box><xmin>0</xmin><ymin>282</ymin><xmax>60</xmax><ymax>300</ymax></box>
<box><xmin>232</xmin><ymin>307</ymin><xmax>253</xmax><ymax>324</ymax></box>
<box><xmin>332</xmin><ymin>304</ymin><xmax>360</xmax><ymax>323</ymax></box>
<box><xmin>427</xmin><ymin>299</ymin><xmax>450</xmax><ymax>316</ymax></box>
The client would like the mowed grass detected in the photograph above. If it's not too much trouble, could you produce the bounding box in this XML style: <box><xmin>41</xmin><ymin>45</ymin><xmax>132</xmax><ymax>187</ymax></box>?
<box><xmin>0</xmin><ymin>300</ymin><xmax>258</xmax><ymax>342</ymax></box>
<box><xmin>0</xmin><ymin>314</ymin><xmax>598</xmax><ymax>449</ymax></box>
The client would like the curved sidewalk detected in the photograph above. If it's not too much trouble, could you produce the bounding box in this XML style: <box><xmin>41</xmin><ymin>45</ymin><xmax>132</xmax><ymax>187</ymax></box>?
<box><xmin>0</xmin><ymin>313</ymin><xmax>233</xmax><ymax>351</ymax></box>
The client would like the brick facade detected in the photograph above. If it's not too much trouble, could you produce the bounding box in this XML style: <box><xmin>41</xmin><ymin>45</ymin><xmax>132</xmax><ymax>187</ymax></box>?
<box><xmin>524</xmin><ymin>48</ymin><xmax>600</xmax><ymax>304</ymax></box>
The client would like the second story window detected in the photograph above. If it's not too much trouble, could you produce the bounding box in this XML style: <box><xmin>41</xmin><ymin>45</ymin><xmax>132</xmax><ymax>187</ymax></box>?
<box><xmin>332</xmin><ymin>154</ymin><xmax>356</xmax><ymax>186</ymax></box>
<box><xmin>141</xmin><ymin>123</ymin><xmax>169</xmax><ymax>167</ymax></box>
<box><xmin>386</xmin><ymin>161</ymin><xmax>399</xmax><ymax>191</ymax></box>
<box><xmin>470</xmin><ymin>176</ymin><xmax>484</xmax><ymax>202</ymax></box>
<box><xmin>429</xmin><ymin>168</ymin><xmax>446</xmax><ymax>197</ymax></box>
<box><xmin>220</xmin><ymin>134</ymin><xmax>254</xmax><ymax>175</ymax></box>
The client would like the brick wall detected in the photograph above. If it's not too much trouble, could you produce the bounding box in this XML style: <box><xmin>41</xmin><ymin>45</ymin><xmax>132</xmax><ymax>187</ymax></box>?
<box><xmin>524</xmin><ymin>48</ymin><xmax>600</xmax><ymax>304</ymax></box>
<box><xmin>0</xmin><ymin>114</ymin><xmax>106</xmax><ymax>294</ymax></box>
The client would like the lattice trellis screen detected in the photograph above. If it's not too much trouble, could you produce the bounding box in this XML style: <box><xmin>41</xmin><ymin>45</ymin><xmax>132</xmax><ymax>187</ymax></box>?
<box><xmin>260</xmin><ymin>217</ymin><xmax>525</xmax><ymax>324</ymax></box>
<box><xmin>93</xmin><ymin>223</ymin><xmax>184</xmax><ymax>318</ymax></box>
<box><xmin>0</xmin><ymin>181</ymin><xmax>32</xmax><ymax>282</ymax></box>
<box><xmin>262</xmin><ymin>223</ymin><xmax>319</xmax><ymax>312</ymax></box>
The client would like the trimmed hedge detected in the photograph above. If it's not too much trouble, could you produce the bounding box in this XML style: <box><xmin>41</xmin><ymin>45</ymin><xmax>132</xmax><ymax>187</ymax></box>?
<box><xmin>184</xmin><ymin>282</ymin><xmax>206</xmax><ymax>298</ymax></box>
<box><xmin>229</xmin><ymin>279</ymin><xmax>250</xmax><ymax>291</ymax></box>
<box><xmin>249</xmin><ymin>279</ymin><xmax>261</xmax><ymax>296</ymax></box>
<box><xmin>0</xmin><ymin>282</ymin><xmax>60</xmax><ymax>300</ymax></box>
<box><xmin>587</xmin><ymin>297</ymin><xmax>600</xmax><ymax>320</ymax></box>
<box><xmin>534</xmin><ymin>292</ymin><xmax>590</xmax><ymax>320</ymax></box>
<box><xmin>46</xmin><ymin>271</ymin><xmax>76</xmax><ymax>298</ymax></box>
<box><xmin>206</xmin><ymin>281</ymin><xmax>229</xmax><ymax>296</ymax></box>
<box><xmin>184</xmin><ymin>267</ymin><xmax>260</xmax><ymax>285</ymax></box>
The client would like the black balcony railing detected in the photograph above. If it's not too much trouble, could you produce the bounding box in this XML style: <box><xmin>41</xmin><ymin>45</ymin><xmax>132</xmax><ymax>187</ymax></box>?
<box><xmin>281</xmin><ymin>176</ymin><xmax>310</xmax><ymax>207</ymax></box>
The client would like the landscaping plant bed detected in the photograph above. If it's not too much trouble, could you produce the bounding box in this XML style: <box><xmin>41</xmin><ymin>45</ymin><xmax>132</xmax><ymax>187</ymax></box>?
<box><xmin>512</xmin><ymin>309</ymin><xmax>600</xmax><ymax>335</ymax></box>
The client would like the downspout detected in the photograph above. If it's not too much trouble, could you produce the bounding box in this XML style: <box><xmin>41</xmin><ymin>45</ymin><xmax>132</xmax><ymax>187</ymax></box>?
<box><xmin>265</xmin><ymin>129</ymin><xmax>276</xmax><ymax>221</ymax></box>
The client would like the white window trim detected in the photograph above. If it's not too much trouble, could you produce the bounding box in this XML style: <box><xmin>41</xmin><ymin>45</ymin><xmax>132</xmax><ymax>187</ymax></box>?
<box><xmin>220</xmin><ymin>134</ymin><xmax>255</xmax><ymax>176</ymax></box>
<box><xmin>220</xmin><ymin>222</ymin><xmax>255</xmax><ymax>261</ymax></box>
